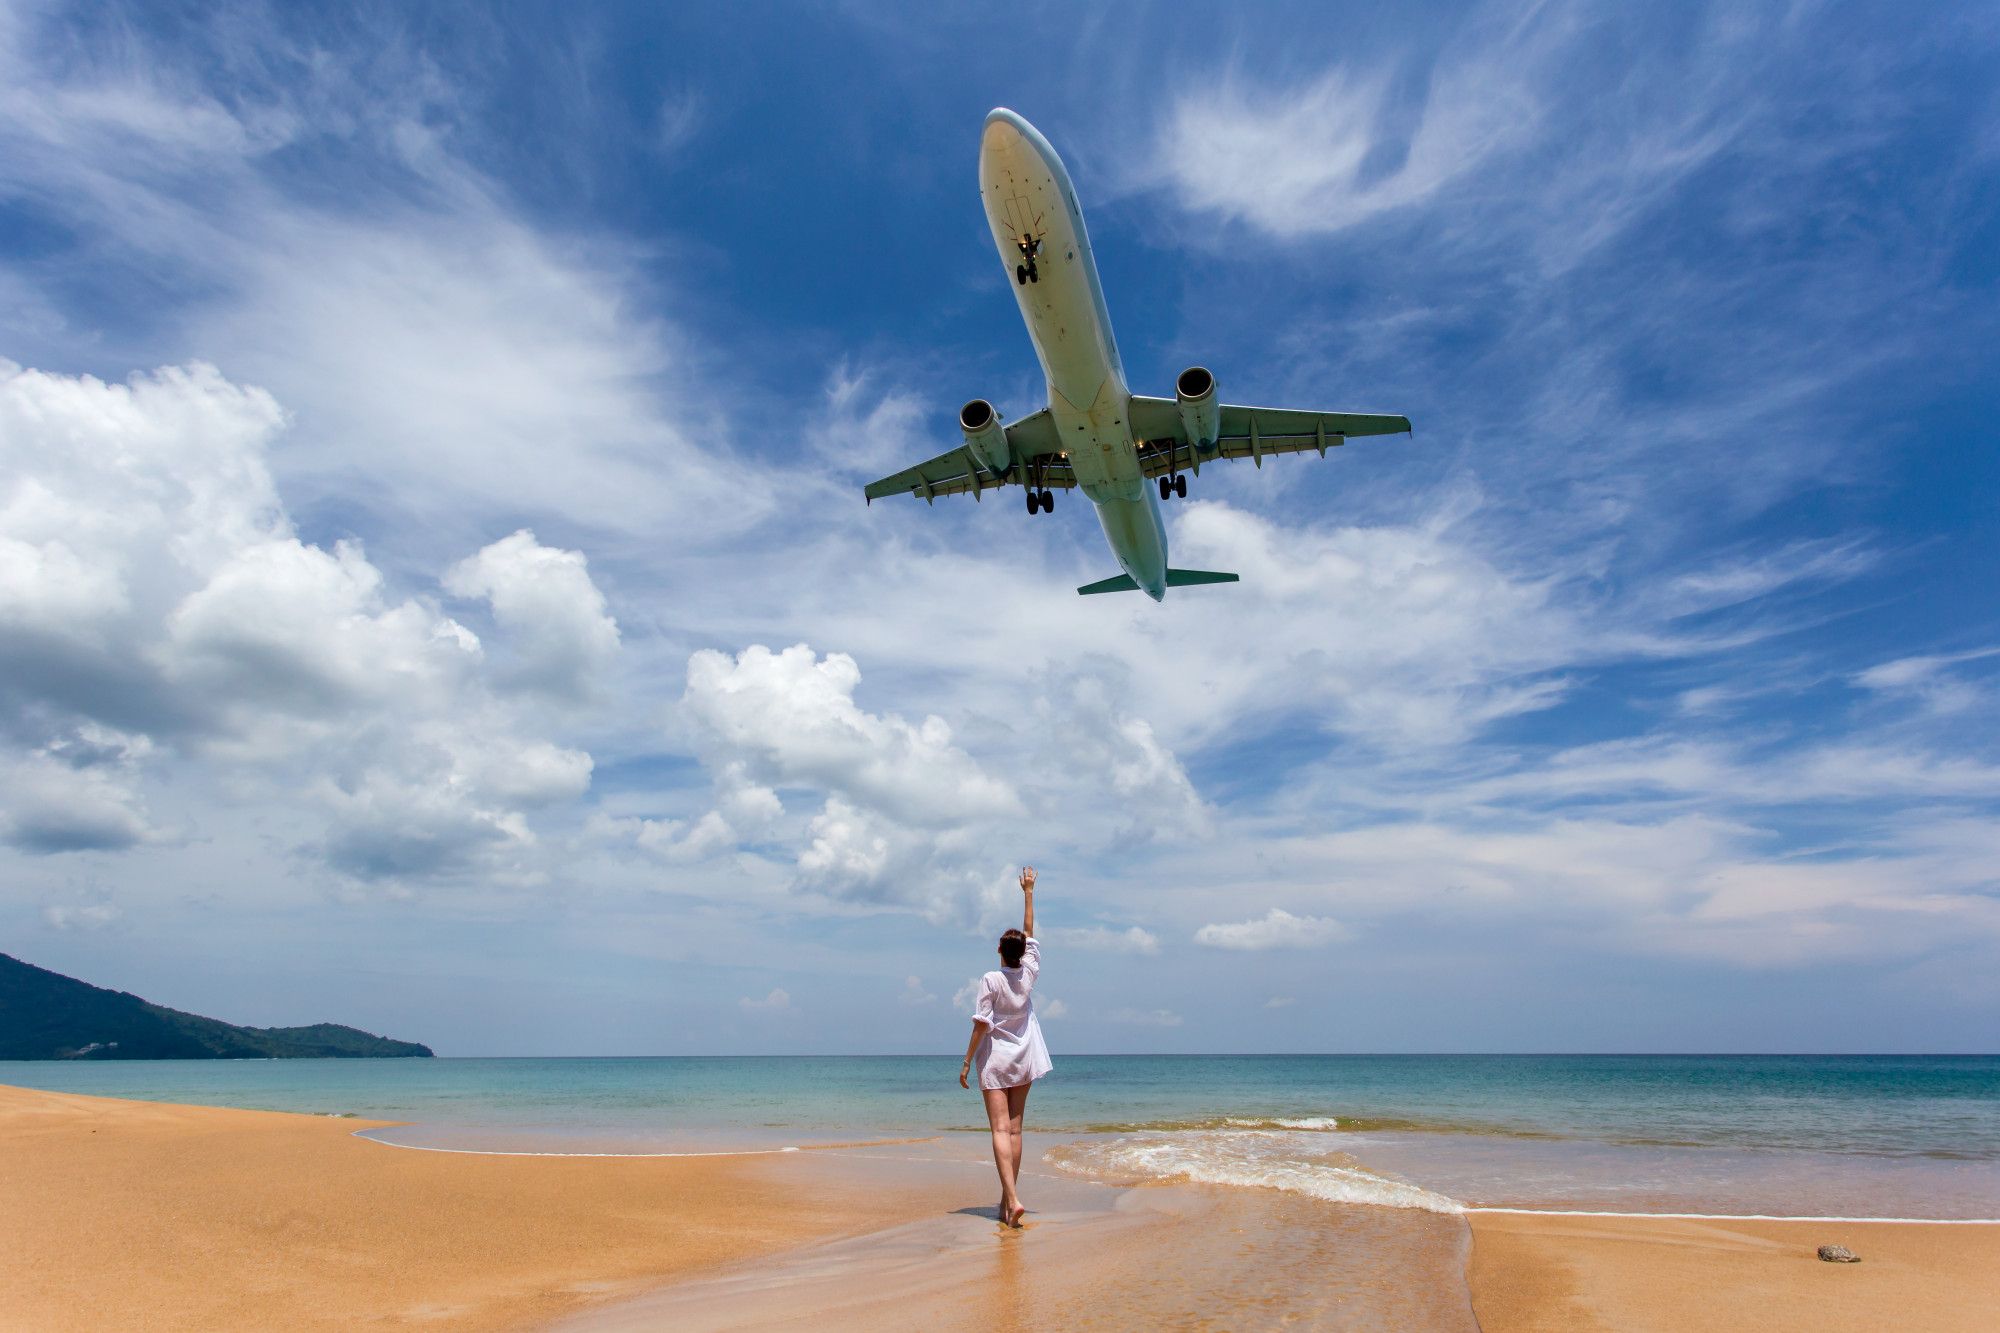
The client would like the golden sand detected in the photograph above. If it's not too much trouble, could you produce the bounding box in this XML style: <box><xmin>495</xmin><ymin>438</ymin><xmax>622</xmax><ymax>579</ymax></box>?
<box><xmin>1468</xmin><ymin>1210</ymin><xmax>2000</xmax><ymax>1333</ymax></box>
<box><xmin>0</xmin><ymin>1084</ymin><xmax>947</xmax><ymax>1331</ymax></box>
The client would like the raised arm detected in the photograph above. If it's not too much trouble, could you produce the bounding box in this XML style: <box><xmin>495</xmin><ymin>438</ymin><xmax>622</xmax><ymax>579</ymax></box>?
<box><xmin>1020</xmin><ymin>865</ymin><xmax>1036</xmax><ymax>937</ymax></box>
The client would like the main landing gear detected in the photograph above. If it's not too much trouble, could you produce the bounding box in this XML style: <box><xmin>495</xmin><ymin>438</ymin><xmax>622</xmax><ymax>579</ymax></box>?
<box><xmin>1026</xmin><ymin>487</ymin><xmax>1055</xmax><ymax>514</ymax></box>
<box><xmin>1015</xmin><ymin>234</ymin><xmax>1042</xmax><ymax>285</ymax></box>
<box><xmin>1157</xmin><ymin>473</ymin><xmax>1188</xmax><ymax>500</ymax></box>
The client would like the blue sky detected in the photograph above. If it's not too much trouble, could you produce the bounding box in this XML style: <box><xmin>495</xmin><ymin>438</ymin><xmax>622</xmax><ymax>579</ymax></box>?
<box><xmin>2</xmin><ymin>0</ymin><xmax>1997</xmax><ymax>1055</ymax></box>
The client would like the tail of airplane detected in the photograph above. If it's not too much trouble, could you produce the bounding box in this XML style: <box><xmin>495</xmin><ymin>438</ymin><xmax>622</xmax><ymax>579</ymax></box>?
<box><xmin>1076</xmin><ymin>569</ymin><xmax>1241</xmax><ymax>596</ymax></box>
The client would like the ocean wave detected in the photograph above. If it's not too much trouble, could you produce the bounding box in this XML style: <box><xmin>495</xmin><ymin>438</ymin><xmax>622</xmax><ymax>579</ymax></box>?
<box><xmin>1049</xmin><ymin>1131</ymin><xmax>1463</xmax><ymax>1214</ymax></box>
<box><xmin>1068</xmin><ymin>1114</ymin><xmax>1345</xmax><ymax>1134</ymax></box>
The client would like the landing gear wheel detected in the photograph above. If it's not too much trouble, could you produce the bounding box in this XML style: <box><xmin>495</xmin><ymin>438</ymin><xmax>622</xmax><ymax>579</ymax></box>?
<box><xmin>1039</xmin><ymin>489</ymin><xmax>1054</xmax><ymax>512</ymax></box>
<box><xmin>1158</xmin><ymin>475</ymin><xmax>1172</xmax><ymax>500</ymax></box>
<box><xmin>1174</xmin><ymin>474</ymin><xmax>1188</xmax><ymax>498</ymax></box>
<box><xmin>1016</xmin><ymin>265</ymin><xmax>1028</xmax><ymax>286</ymax></box>
<box><xmin>1025</xmin><ymin>488</ymin><xmax>1039</xmax><ymax>514</ymax></box>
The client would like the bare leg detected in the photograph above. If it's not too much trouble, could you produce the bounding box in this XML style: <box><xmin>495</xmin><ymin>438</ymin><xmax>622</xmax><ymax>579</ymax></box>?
<box><xmin>982</xmin><ymin>1086</ymin><xmax>1020</xmax><ymax>1222</ymax></box>
<box><xmin>1005</xmin><ymin>1082</ymin><xmax>1031</xmax><ymax>1225</ymax></box>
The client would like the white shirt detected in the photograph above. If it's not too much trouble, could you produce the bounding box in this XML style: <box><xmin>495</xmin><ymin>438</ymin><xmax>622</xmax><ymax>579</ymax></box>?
<box><xmin>971</xmin><ymin>937</ymin><xmax>1053</xmax><ymax>1090</ymax></box>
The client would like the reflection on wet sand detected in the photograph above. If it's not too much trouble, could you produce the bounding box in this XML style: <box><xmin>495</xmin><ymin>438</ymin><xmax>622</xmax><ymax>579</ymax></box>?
<box><xmin>554</xmin><ymin>1145</ymin><xmax>1478</xmax><ymax>1332</ymax></box>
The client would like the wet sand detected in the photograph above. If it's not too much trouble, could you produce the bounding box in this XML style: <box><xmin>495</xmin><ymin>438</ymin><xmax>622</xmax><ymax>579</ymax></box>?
<box><xmin>5</xmin><ymin>1083</ymin><xmax>1996</xmax><ymax>1331</ymax></box>
<box><xmin>557</xmin><ymin>1165</ymin><xmax>1477</xmax><ymax>1331</ymax></box>
<box><xmin>1468</xmin><ymin>1210</ymin><xmax>2000</xmax><ymax>1333</ymax></box>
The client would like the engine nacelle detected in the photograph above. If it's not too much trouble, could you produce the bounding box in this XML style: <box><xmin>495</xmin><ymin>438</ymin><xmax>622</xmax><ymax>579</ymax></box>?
<box><xmin>1175</xmin><ymin>366</ymin><xmax>1220</xmax><ymax>452</ymax></box>
<box><xmin>959</xmin><ymin>398</ymin><xmax>1011</xmax><ymax>475</ymax></box>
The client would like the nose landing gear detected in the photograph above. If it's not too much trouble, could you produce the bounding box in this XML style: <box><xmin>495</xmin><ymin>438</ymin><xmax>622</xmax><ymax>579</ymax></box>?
<box><xmin>1015</xmin><ymin>234</ymin><xmax>1041</xmax><ymax>285</ymax></box>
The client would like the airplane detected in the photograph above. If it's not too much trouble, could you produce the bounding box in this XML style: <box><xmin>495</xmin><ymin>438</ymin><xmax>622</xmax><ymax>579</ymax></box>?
<box><xmin>864</xmin><ymin>108</ymin><xmax>1412</xmax><ymax>601</ymax></box>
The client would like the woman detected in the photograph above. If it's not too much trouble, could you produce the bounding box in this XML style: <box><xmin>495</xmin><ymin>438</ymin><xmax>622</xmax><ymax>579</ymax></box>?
<box><xmin>959</xmin><ymin>865</ymin><xmax>1053</xmax><ymax>1228</ymax></box>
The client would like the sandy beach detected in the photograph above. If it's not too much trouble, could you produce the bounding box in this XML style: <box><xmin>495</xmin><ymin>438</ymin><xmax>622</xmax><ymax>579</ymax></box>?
<box><xmin>0</xmin><ymin>1084</ymin><xmax>952</xmax><ymax>1330</ymax></box>
<box><xmin>4</xmin><ymin>1083</ymin><xmax>1996</xmax><ymax>1331</ymax></box>
<box><xmin>1467</xmin><ymin>1210</ymin><xmax>2000</xmax><ymax>1333</ymax></box>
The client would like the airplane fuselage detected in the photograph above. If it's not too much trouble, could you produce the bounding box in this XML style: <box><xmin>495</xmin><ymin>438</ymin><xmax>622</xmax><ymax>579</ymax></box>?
<box><xmin>979</xmin><ymin>109</ymin><xmax>1169</xmax><ymax>600</ymax></box>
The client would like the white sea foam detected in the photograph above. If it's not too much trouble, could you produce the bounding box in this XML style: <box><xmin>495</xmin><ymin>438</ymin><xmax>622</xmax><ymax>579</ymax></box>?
<box><xmin>1223</xmin><ymin>1115</ymin><xmax>1341</xmax><ymax>1131</ymax></box>
<box><xmin>1051</xmin><ymin>1131</ymin><xmax>1463</xmax><ymax>1214</ymax></box>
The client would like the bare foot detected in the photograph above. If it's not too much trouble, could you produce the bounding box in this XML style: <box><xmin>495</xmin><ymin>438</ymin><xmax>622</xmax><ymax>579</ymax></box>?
<box><xmin>1007</xmin><ymin>1202</ymin><xmax>1028</xmax><ymax>1228</ymax></box>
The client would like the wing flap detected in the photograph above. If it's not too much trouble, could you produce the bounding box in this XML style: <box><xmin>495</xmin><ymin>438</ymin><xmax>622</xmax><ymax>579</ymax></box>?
<box><xmin>1124</xmin><ymin>398</ymin><xmax>1411</xmax><ymax>477</ymax></box>
<box><xmin>1217</xmin><ymin>404</ymin><xmax>1412</xmax><ymax>441</ymax></box>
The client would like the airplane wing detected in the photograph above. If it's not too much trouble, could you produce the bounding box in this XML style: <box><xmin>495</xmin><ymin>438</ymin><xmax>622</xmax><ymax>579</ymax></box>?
<box><xmin>1126</xmin><ymin>396</ymin><xmax>1411</xmax><ymax>475</ymax></box>
<box><xmin>863</xmin><ymin>409</ymin><xmax>1069</xmax><ymax>504</ymax></box>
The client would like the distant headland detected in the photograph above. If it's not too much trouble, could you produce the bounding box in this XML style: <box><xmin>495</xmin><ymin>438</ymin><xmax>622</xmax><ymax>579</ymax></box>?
<box><xmin>0</xmin><ymin>952</ymin><xmax>433</xmax><ymax>1060</ymax></box>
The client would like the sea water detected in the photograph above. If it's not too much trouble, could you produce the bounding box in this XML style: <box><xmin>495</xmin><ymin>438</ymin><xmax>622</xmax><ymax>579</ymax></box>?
<box><xmin>7</xmin><ymin>1054</ymin><xmax>1996</xmax><ymax>1218</ymax></box>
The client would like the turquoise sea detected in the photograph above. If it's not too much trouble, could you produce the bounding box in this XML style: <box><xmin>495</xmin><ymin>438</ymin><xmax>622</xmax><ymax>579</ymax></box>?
<box><xmin>8</xmin><ymin>1054</ymin><xmax>1997</xmax><ymax>1219</ymax></box>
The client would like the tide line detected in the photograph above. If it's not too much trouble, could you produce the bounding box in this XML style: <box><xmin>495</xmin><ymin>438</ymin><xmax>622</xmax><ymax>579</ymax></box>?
<box><xmin>1465</xmin><ymin>1206</ymin><xmax>2000</xmax><ymax>1224</ymax></box>
<box><xmin>351</xmin><ymin>1128</ymin><xmax>803</xmax><ymax>1158</ymax></box>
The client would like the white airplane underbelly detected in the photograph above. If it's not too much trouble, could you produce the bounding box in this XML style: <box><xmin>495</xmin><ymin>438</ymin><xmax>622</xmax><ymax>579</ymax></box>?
<box><xmin>978</xmin><ymin>114</ymin><xmax>1142</xmax><ymax>505</ymax></box>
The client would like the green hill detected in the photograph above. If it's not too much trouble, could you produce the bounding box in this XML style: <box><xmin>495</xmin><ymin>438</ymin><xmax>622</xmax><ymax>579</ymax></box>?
<box><xmin>0</xmin><ymin>953</ymin><xmax>433</xmax><ymax>1060</ymax></box>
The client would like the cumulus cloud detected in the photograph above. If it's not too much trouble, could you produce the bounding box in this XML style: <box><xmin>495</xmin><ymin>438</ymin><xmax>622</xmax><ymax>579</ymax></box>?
<box><xmin>739</xmin><ymin>988</ymin><xmax>792</xmax><ymax>1014</ymax></box>
<box><xmin>1196</xmin><ymin>908</ymin><xmax>1348</xmax><ymax>951</ymax></box>
<box><xmin>0</xmin><ymin>726</ymin><xmax>158</xmax><ymax>854</ymax></box>
<box><xmin>42</xmin><ymin>902</ymin><xmax>121</xmax><ymax>931</ymax></box>
<box><xmin>659</xmin><ymin>643</ymin><xmax>1024</xmax><ymax>919</ymax></box>
<box><xmin>898</xmin><ymin>975</ymin><xmax>936</xmax><ymax>1006</ymax></box>
<box><xmin>682</xmin><ymin>645</ymin><xmax>1019</xmax><ymax>828</ymax></box>
<box><xmin>1042</xmin><ymin>924</ymin><xmax>1161</xmax><ymax>955</ymax></box>
<box><xmin>444</xmin><ymin>531</ymin><xmax>620</xmax><ymax>701</ymax></box>
<box><xmin>0</xmin><ymin>360</ymin><xmax>606</xmax><ymax>886</ymax></box>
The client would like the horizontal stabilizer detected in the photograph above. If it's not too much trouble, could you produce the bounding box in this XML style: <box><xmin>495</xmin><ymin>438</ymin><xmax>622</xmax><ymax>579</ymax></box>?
<box><xmin>1166</xmin><ymin>568</ymin><xmax>1240</xmax><ymax>587</ymax></box>
<box><xmin>1075</xmin><ymin>569</ymin><xmax>1242</xmax><ymax>595</ymax></box>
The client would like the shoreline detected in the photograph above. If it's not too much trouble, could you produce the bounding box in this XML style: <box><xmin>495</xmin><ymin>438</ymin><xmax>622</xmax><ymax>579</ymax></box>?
<box><xmin>4</xmin><ymin>1082</ymin><xmax>1996</xmax><ymax>1331</ymax></box>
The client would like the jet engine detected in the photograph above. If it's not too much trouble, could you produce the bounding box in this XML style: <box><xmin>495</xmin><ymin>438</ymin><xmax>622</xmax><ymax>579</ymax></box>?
<box><xmin>1175</xmin><ymin>366</ymin><xmax>1220</xmax><ymax>452</ymax></box>
<box><xmin>959</xmin><ymin>398</ymin><xmax>1011</xmax><ymax>475</ymax></box>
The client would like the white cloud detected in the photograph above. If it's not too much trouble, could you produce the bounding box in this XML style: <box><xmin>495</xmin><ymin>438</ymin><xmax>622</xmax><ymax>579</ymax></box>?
<box><xmin>1146</xmin><ymin>9</ymin><xmax>1567</xmax><ymax>238</ymax></box>
<box><xmin>0</xmin><ymin>22</ymin><xmax>771</xmax><ymax>554</ymax></box>
<box><xmin>444</xmin><ymin>531</ymin><xmax>620</xmax><ymax>701</ymax></box>
<box><xmin>0</xmin><ymin>360</ymin><xmax>603</xmax><ymax>886</ymax></box>
<box><xmin>1110</xmin><ymin>1007</ymin><xmax>1183</xmax><ymax>1027</ymax></box>
<box><xmin>0</xmin><ymin>726</ymin><xmax>159</xmax><ymax>854</ymax></box>
<box><xmin>42</xmin><ymin>902</ymin><xmax>121</xmax><ymax>931</ymax></box>
<box><xmin>1264</xmin><ymin>996</ymin><xmax>1297</xmax><ymax>1009</ymax></box>
<box><xmin>1196</xmin><ymin>908</ymin><xmax>1348</xmax><ymax>951</ymax></box>
<box><xmin>739</xmin><ymin>988</ymin><xmax>792</xmax><ymax>1014</ymax></box>
<box><xmin>1853</xmin><ymin>648</ymin><xmax>1999</xmax><ymax>716</ymax></box>
<box><xmin>1042</xmin><ymin>924</ymin><xmax>1161</xmax><ymax>955</ymax></box>
<box><xmin>665</xmin><ymin>643</ymin><xmax>1024</xmax><ymax>919</ymax></box>
<box><xmin>682</xmin><ymin>645</ymin><xmax>1020</xmax><ymax>828</ymax></box>
<box><xmin>814</xmin><ymin>365</ymin><xmax>932</xmax><ymax>479</ymax></box>
<box><xmin>1040</xmin><ymin>997</ymin><xmax>1069</xmax><ymax>1019</ymax></box>
<box><xmin>898</xmin><ymin>975</ymin><xmax>936</xmax><ymax>1006</ymax></box>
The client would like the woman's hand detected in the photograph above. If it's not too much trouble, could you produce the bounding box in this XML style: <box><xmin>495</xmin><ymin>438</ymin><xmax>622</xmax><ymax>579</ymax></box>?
<box><xmin>1020</xmin><ymin>866</ymin><xmax>1036</xmax><ymax>894</ymax></box>
<box><xmin>959</xmin><ymin>1059</ymin><xmax>972</xmax><ymax>1089</ymax></box>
